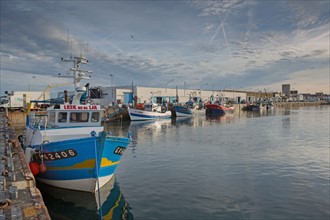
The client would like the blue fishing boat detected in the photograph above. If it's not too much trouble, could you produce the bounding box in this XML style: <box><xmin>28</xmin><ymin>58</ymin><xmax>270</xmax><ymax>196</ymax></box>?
<box><xmin>23</xmin><ymin>55</ymin><xmax>130</xmax><ymax>192</ymax></box>
<box><xmin>173</xmin><ymin>105</ymin><xmax>193</xmax><ymax>117</ymax></box>
<box><xmin>173</xmin><ymin>98</ymin><xmax>206</xmax><ymax>117</ymax></box>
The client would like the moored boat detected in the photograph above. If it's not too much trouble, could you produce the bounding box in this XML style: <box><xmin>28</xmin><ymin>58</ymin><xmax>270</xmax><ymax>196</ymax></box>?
<box><xmin>205</xmin><ymin>103</ymin><xmax>234</xmax><ymax>115</ymax></box>
<box><xmin>173</xmin><ymin>105</ymin><xmax>193</xmax><ymax>117</ymax></box>
<box><xmin>23</xmin><ymin>55</ymin><xmax>130</xmax><ymax>192</ymax></box>
<box><xmin>128</xmin><ymin>102</ymin><xmax>171</xmax><ymax>121</ymax></box>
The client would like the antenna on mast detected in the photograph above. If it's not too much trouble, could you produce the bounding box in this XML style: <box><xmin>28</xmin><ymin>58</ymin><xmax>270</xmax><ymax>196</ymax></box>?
<box><xmin>66</xmin><ymin>29</ymin><xmax>73</xmax><ymax>59</ymax></box>
<box><xmin>67</xmin><ymin>29</ymin><xmax>70</xmax><ymax>58</ymax></box>
<box><xmin>79</xmin><ymin>41</ymin><xmax>82</xmax><ymax>57</ymax></box>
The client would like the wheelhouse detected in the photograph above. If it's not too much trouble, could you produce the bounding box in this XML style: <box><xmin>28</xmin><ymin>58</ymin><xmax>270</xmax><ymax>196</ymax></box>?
<box><xmin>28</xmin><ymin>104</ymin><xmax>103</xmax><ymax>128</ymax></box>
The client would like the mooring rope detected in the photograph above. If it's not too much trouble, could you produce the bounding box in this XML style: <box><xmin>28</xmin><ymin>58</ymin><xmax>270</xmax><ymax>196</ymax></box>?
<box><xmin>93</xmin><ymin>132</ymin><xmax>103</xmax><ymax>219</ymax></box>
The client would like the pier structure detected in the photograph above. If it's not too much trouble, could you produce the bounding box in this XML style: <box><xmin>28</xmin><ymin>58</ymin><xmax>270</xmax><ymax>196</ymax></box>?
<box><xmin>0</xmin><ymin>112</ymin><xmax>50</xmax><ymax>219</ymax></box>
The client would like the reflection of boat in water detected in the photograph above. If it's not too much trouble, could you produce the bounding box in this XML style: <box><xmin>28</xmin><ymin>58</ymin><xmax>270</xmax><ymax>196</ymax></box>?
<box><xmin>129</xmin><ymin>118</ymin><xmax>174</xmax><ymax>130</ymax></box>
<box><xmin>242</xmin><ymin>102</ymin><xmax>274</xmax><ymax>111</ymax></box>
<box><xmin>206</xmin><ymin>111</ymin><xmax>234</xmax><ymax>122</ymax></box>
<box><xmin>38</xmin><ymin>176</ymin><xmax>133</xmax><ymax>220</ymax></box>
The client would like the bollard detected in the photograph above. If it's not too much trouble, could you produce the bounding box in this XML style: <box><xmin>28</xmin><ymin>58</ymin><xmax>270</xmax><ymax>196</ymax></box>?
<box><xmin>9</xmin><ymin>185</ymin><xmax>18</xmax><ymax>199</ymax></box>
<box><xmin>0</xmin><ymin>176</ymin><xmax>6</xmax><ymax>191</ymax></box>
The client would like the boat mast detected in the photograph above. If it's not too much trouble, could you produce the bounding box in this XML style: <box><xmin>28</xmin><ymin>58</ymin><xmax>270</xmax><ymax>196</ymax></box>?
<box><xmin>61</xmin><ymin>56</ymin><xmax>92</xmax><ymax>90</ymax></box>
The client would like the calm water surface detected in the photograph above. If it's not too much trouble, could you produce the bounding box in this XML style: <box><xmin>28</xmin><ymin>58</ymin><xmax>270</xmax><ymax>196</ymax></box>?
<box><xmin>42</xmin><ymin>106</ymin><xmax>330</xmax><ymax>220</ymax></box>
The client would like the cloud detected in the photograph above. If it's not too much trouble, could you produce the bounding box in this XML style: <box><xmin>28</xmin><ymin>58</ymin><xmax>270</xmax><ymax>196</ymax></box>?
<box><xmin>284</xmin><ymin>1</ymin><xmax>329</xmax><ymax>29</ymax></box>
<box><xmin>192</xmin><ymin>0</ymin><xmax>248</xmax><ymax>17</ymax></box>
<box><xmin>0</xmin><ymin>0</ymin><xmax>329</xmax><ymax>95</ymax></box>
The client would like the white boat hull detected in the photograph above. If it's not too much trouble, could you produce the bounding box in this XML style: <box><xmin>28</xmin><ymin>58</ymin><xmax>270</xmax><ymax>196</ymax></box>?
<box><xmin>26</xmin><ymin>126</ymin><xmax>104</xmax><ymax>145</ymax></box>
<box><xmin>37</xmin><ymin>174</ymin><xmax>114</xmax><ymax>192</ymax></box>
<box><xmin>128</xmin><ymin>108</ymin><xmax>172</xmax><ymax>121</ymax></box>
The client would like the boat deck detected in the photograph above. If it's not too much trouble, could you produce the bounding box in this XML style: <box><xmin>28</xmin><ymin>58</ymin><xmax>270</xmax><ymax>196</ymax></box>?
<box><xmin>0</xmin><ymin>112</ymin><xmax>50</xmax><ymax>219</ymax></box>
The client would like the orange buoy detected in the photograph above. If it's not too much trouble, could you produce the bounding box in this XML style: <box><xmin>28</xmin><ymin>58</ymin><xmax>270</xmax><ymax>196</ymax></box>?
<box><xmin>29</xmin><ymin>162</ymin><xmax>40</xmax><ymax>175</ymax></box>
<box><xmin>39</xmin><ymin>163</ymin><xmax>47</xmax><ymax>173</ymax></box>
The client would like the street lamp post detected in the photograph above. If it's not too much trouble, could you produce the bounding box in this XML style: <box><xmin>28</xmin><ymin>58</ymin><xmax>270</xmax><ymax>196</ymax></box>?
<box><xmin>110</xmin><ymin>74</ymin><xmax>114</xmax><ymax>87</ymax></box>
<box><xmin>165</xmin><ymin>79</ymin><xmax>174</xmax><ymax>93</ymax></box>
<box><xmin>199</xmin><ymin>83</ymin><xmax>208</xmax><ymax>98</ymax></box>
<box><xmin>28</xmin><ymin>76</ymin><xmax>37</xmax><ymax>91</ymax></box>
<box><xmin>110</xmin><ymin>73</ymin><xmax>115</xmax><ymax>103</ymax></box>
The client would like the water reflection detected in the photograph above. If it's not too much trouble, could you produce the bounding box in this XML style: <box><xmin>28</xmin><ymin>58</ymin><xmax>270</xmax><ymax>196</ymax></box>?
<box><xmin>245</xmin><ymin>109</ymin><xmax>276</xmax><ymax>118</ymax></box>
<box><xmin>38</xmin><ymin>177</ymin><xmax>133</xmax><ymax>220</ymax></box>
<box><xmin>205</xmin><ymin>113</ymin><xmax>235</xmax><ymax>123</ymax></box>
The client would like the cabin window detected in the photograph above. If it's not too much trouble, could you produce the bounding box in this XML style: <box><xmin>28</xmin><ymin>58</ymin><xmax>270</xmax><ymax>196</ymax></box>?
<box><xmin>58</xmin><ymin>112</ymin><xmax>67</xmax><ymax>123</ymax></box>
<box><xmin>70</xmin><ymin>112</ymin><xmax>89</xmax><ymax>123</ymax></box>
<box><xmin>91</xmin><ymin>112</ymin><xmax>100</xmax><ymax>122</ymax></box>
<box><xmin>49</xmin><ymin>112</ymin><xmax>55</xmax><ymax>123</ymax></box>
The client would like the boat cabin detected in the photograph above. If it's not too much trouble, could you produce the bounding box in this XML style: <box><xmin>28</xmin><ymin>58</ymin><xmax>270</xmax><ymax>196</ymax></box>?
<box><xmin>144</xmin><ymin>103</ymin><xmax>167</xmax><ymax>113</ymax></box>
<box><xmin>29</xmin><ymin>104</ymin><xmax>103</xmax><ymax>128</ymax></box>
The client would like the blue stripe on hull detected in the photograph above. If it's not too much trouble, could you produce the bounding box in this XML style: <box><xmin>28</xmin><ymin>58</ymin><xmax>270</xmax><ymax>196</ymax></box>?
<box><xmin>174</xmin><ymin>106</ymin><xmax>193</xmax><ymax>117</ymax></box>
<box><xmin>130</xmin><ymin>113</ymin><xmax>171</xmax><ymax>119</ymax></box>
<box><xmin>35</xmin><ymin>133</ymin><xmax>129</xmax><ymax>181</ymax></box>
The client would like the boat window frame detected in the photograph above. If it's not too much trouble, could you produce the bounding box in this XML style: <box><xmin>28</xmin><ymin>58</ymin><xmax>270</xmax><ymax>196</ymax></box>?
<box><xmin>69</xmin><ymin>112</ymin><xmax>90</xmax><ymax>123</ymax></box>
<box><xmin>49</xmin><ymin>111</ymin><xmax>56</xmax><ymax>124</ymax></box>
<box><xmin>91</xmin><ymin>112</ymin><xmax>100</xmax><ymax>122</ymax></box>
<box><xmin>58</xmin><ymin>112</ymin><xmax>68</xmax><ymax>123</ymax></box>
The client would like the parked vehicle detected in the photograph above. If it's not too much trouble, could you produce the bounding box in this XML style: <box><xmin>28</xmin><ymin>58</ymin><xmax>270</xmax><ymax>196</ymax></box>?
<box><xmin>0</xmin><ymin>91</ymin><xmax>50</xmax><ymax>112</ymax></box>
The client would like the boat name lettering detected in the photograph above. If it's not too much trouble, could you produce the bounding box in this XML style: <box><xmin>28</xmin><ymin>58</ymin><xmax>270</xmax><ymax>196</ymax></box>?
<box><xmin>37</xmin><ymin>149</ymin><xmax>78</xmax><ymax>161</ymax></box>
<box><xmin>63</xmin><ymin>105</ymin><xmax>98</xmax><ymax>110</ymax></box>
<box><xmin>114</xmin><ymin>146</ymin><xmax>125</xmax><ymax>155</ymax></box>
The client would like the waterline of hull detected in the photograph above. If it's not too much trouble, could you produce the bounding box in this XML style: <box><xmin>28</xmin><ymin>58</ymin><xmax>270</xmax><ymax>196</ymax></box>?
<box><xmin>37</xmin><ymin>174</ymin><xmax>114</xmax><ymax>192</ymax></box>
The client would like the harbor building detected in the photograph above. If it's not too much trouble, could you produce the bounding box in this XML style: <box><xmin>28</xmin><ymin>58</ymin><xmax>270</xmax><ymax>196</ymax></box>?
<box><xmin>89</xmin><ymin>85</ymin><xmax>252</xmax><ymax>108</ymax></box>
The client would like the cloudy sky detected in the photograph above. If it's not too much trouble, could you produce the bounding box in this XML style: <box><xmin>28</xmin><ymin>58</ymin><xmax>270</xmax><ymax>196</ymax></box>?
<box><xmin>1</xmin><ymin>0</ymin><xmax>329</xmax><ymax>95</ymax></box>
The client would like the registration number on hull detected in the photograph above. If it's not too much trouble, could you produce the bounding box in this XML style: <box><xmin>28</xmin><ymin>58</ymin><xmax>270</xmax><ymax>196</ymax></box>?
<box><xmin>34</xmin><ymin>149</ymin><xmax>78</xmax><ymax>161</ymax></box>
<box><xmin>114</xmin><ymin>146</ymin><xmax>126</xmax><ymax>155</ymax></box>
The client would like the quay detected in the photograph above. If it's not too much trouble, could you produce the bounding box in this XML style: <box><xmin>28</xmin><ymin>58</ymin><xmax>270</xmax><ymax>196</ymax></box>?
<box><xmin>0</xmin><ymin>112</ymin><xmax>50</xmax><ymax>219</ymax></box>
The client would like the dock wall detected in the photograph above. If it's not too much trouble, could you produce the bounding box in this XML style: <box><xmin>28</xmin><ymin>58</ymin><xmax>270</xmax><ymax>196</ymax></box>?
<box><xmin>0</xmin><ymin>113</ymin><xmax>50</xmax><ymax>219</ymax></box>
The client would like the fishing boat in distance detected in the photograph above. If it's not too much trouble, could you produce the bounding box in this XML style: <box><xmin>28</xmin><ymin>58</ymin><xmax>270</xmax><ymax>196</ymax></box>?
<box><xmin>128</xmin><ymin>101</ymin><xmax>171</xmax><ymax>121</ymax></box>
<box><xmin>23</xmin><ymin>55</ymin><xmax>130</xmax><ymax>192</ymax></box>
<box><xmin>173</xmin><ymin>96</ymin><xmax>206</xmax><ymax>117</ymax></box>
<box><xmin>173</xmin><ymin>104</ymin><xmax>193</xmax><ymax>117</ymax></box>
<box><xmin>205</xmin><ymin>102</ymin><xmax>234</xmax><ymax>116</ymax></box>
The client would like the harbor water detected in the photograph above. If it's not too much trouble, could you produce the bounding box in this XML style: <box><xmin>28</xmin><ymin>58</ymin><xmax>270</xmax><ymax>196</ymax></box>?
<box><xmin>40</xmin><ymin>105</ymin><xmax>329</xmax><ymax>219</ymax></box>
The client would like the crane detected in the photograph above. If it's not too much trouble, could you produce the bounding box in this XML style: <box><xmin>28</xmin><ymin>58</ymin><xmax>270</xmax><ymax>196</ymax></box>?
<box><xmin>36</xmin><ymin>82</ymin><xmax>73</xmax><ymax>101</ymax></box>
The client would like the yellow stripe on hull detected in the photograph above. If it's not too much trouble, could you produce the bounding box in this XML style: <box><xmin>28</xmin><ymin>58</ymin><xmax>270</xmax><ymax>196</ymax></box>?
<box><xmin>46</xmin><ymin>158</ymin><xmax>120</xmax><ymax>170</ymax></box>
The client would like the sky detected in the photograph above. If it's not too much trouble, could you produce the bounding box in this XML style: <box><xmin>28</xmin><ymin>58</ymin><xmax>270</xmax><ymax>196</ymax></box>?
<box><xmin>1</xmin><ymin>0</ymin><xmax>329</xmax><ymax>96</ymax></box>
